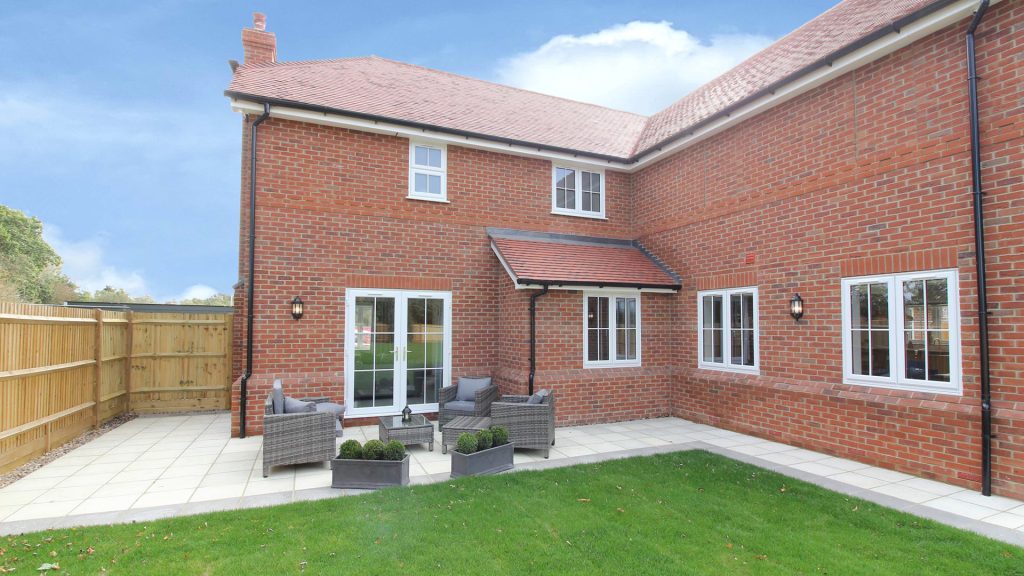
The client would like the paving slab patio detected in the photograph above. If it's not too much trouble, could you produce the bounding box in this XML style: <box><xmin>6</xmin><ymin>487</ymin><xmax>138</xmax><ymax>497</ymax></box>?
<box><xmin>1</xmin><ymin>412</ymin><xmax>1022</xmax><ymax>546</ymax></box>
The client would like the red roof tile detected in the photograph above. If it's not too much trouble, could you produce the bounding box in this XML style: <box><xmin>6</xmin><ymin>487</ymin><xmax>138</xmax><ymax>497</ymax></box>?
<box><xmin>491</xmin><ymin>235</ymin><xmax>680</xmax><ymax>289</ymax></box>
<box><xmin>226</xmin><ymin>0</ymin><xmax>949</xmax><ymax>160</ymax></box>
<box><xmin>633</xmin><ymin>0</ymin><xmax>938</xmax><ymax>155</ymax></box>
<box><xmin>226</xmin><ymin>56</ymin><xmax>645</xmax><ymax>159</ymax></box>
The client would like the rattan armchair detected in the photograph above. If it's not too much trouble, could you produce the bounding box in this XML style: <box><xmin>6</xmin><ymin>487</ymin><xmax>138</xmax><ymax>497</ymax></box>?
<box><xmin>262</xmin><ymin>396</ymin><xmax>336</xmax><ymax>477</ymax></box>
<box><xmin>491</xmin><ymin>392</ymin><xmax>555</xmax><ymax>458</ymax></box>
<box><xmin>438</xmin><ymin>379</ymin><xmax>499</xmax><ymax>429</ymax></box>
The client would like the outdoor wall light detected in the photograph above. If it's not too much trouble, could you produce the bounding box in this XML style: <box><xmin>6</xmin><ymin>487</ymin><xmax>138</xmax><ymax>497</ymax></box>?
<box><xmin>291</xmin><ymin>296</ymin><xmax>304</xmax><ymax>320</ymax></box>
<box><xmin>789</xmin><ymin>293</ymin><xmax>804</xmax><ymax>321</ymax></box>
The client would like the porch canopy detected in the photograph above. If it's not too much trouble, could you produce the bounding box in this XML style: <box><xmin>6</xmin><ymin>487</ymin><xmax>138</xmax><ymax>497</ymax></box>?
<box><xmin>487</xmin><ymin>228</ymin><xmax>681</xmax><ymax>291</ymax></box>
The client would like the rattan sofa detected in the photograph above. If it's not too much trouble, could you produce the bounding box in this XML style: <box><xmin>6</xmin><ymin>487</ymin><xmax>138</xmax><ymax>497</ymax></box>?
<box><xmin>262</xmin><ymin>395</ymin><xmax>336</xmax><ymax>477</ymax></box>
<box><xmin>438</xmin><ymin>377</ymin><xmax>499</xmax><ymax>429</ymax></box>
<box><xmin>491</xmin><ymin>392</ymin><xmax>555</xmax><ymax>458</ymax></box>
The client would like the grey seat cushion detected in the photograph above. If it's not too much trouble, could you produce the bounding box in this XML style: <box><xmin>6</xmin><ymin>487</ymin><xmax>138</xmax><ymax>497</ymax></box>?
<box><xmin>444</xmin><ymin>400</ymin><xmax>476</xmax><ymax>413</ymax></box>
<box><xmin>283</xmin><ymin>397</ymin><xmax>315</xmax><ymax>413</ymax></box>
<box><xmin>271</xmin><ymin>380</ymin><xmax>285</xmax><ymax>414</ymax></box>
<box><xmin>456</xmin><ymin>377</ymin><xmax>491</xmax><ymax>402</ymax></box>
<box><xmin>314</xmin><ymin>402</ymin><xmax>345</xmax><ymax>416</ymax></box>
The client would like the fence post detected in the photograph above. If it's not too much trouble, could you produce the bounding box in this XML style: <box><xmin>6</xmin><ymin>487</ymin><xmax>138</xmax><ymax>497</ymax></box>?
<box><xmin>94</xmin><ymin>309</ymin><xmax>103</xmax><ymax>428</ymax></box>
<box><xmin>125</xmin><ymin>310</ymin><xmax>134</xmax><ymax>413</ymax></box>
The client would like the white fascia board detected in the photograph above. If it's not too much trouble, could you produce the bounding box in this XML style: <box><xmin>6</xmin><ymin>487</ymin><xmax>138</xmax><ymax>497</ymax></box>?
<box><xmin>230</xmin><ymin>98</ymin><xmax>629</xmax><ymax>172</ymax></box>
<box><xmin>230</xmin><ymin>0</ymin><xmax>995</xmax><ymax>173</ymax></box>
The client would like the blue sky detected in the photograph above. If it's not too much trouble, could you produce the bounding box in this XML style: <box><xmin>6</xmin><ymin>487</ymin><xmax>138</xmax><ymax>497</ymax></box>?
<box><xmin>0</xmin><ymin>0</ymin><xmax>835</xmax><ymax>301</ymax></box>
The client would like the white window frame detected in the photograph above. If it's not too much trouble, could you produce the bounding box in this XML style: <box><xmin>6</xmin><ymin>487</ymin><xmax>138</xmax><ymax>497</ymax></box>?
<box><xmin>841</xmin><ymin>269</ymin><xmax>961</xmax><ymax>395</ymax></box>
<box><xmin>408</xmin><ymin>140</ymin><xmax>448</xmax><ymax>202</ymax></box>
<box><xmin>551</xmin><ymin>164</ymin><xmax>606</xmax><ymax>219</ymax></box>
<box><xmin>697</xmin><ymin>287</ymin><xmax>759</xmax><ymax>374</ymax></box>
<box><xmin>583</xmin><ymin>291</ymin><xmax>641</xmax><ymax>368</ymax></box>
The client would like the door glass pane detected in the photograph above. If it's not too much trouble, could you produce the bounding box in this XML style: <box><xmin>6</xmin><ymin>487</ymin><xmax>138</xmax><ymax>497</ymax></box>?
<box><xmin>374</xmin><ymin>334</ymin><xmax>395</xmax><ymax>370</ymax></box>
<box><xmin>374</xmin><ymin>371</ymin><xmax>394</xmax><ymax>407</ymax></box>
<box><xmin>406</xmin><ymin>371</ymin><xmax>425</xmax><ymax>406</ymax></box>
<box><xmin>353</xmin><ymin>372</ymin><xmax>374</xmax><ymax>408</ymax></box>
<box><xmin>406</xmin><ymin>297</ymin><xmax>445</xmax><ymax>405</ymax></box>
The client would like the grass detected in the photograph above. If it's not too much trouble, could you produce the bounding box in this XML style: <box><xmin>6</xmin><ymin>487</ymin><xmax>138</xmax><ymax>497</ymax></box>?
<box><xmin>2</xmin><ymin>451</ymin><xmax>1021</xmax><ymax>575</ymax></box>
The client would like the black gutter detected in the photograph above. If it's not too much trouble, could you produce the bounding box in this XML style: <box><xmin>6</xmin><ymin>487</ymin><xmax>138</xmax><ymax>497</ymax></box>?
<box><xmin>528</xmin><ymin>286</ymin><xmax>550</xmax><ymax>396</ymax></box>
<box><xmin>226</xmin><ymin>0</ymin><xmax>960</xmax><ymax>165</ymax></box>
<box><xmin>966</xmin><ymin>0</ymin><xmax>991</xmax><ymax>497</ymax></box>
<box><xmin>224</xmin><ymin>92</ymin><xmax>632</xmax><ymax>164</ymax></box>
<box><xmin>240</xmin><ymin>102</ymin><xmax>271</xmax><ymax>439</ymax></box>
<box><xmin>518</xmin><ymin>278</ymin><xmax>680</xmax><ymax>291</ymax></box>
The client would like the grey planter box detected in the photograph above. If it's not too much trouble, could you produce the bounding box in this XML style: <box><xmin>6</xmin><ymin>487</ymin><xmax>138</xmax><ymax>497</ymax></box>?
<box><xmin>330</xmin><ymin>455</ymin><xmax>410</xmax><ymax>489</ymax></box>
<box><xmin>450</xmin><ymin>443</ymin><xmax>514</xmax><ymax>478</ymax></box>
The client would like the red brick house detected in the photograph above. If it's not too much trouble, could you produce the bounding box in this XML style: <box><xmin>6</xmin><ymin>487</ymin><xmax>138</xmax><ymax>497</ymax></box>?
<box><xmin>226</xmin><ymin>0</ymin><xmax>1023</xmax><ymax>498</ymax></box>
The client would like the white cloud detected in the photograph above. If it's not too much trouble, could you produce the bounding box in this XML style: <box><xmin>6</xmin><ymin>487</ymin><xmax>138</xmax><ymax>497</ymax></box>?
<box><xmin>42</xmin><ymin>224</ymin><xmax>148</xmax><ymax>296</ymax></box>
<box><xmin>495</xmin><ymin>21</ymin><xmax>773</xmax><ymax>115</ymax></box>
<box><xmin>174</xmin><ymin>284</ymin><xmax>218</xmax><ymax>301</ymax></box>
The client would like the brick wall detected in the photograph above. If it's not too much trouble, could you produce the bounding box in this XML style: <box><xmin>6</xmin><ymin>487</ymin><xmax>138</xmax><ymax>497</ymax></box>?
<box><xmin>633</xmin><ymin>3</ymin><xmax>1023</xmax><ymax>498</ymax></box>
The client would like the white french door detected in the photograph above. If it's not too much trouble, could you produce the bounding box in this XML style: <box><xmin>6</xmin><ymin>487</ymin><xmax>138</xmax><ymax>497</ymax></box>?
<box><xmin>344</xmin><ymin>289</ymin><xmax>452</xmax><ymax>417</ymax></box>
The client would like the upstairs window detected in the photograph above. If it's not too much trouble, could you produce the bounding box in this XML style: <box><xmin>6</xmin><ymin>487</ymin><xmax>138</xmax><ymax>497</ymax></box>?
<box><xmin>698</xmin><ymin>287</ymin><xmax>758</xmax><ymax>373</ymax></box>
<box><xmin>841</xmin><ymin>270</ymin><xmax>960</xmax><ymax>394</ymax></box>
<box><xmin>409</xmin><ymin>141</ymin><xmax>447</xmax><ymax>202</ymax></box>
<box><xmin>553</xmin><ymin>165</ymin><xmax>604</xmax><ymax>218</ymax></box>
<box><xmin>584</xmin><ymin>293</ymin><xmax>640</xmax><ymax>367</ymax></box>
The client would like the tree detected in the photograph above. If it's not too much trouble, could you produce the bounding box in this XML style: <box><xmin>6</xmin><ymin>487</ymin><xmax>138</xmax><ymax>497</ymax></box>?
<box><xmin>76</xmin><ymin>286</ymin><xmax>156</xmax><ymax>304</ymax></box>
<box><xmin>178</xmin><ymin>293</ymin><xmax>233</xmax><ymax>306</ymax></box>
<box><xmin>0</xmin><ymin>205</ymin><xmax>73</xmax><ymax>303</ymax></box>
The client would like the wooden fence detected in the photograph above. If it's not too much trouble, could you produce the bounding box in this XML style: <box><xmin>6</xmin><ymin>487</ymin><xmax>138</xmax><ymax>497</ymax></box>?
<box><xmin>0</xmin><ymin>302</ymin><xmax>232</xmax><ymax>472</ymax></box>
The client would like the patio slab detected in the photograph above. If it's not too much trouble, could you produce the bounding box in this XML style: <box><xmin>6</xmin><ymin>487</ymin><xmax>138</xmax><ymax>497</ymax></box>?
<box><xmin>1</xmin><ymin>412</ymin><xmax>1022</xmax><ymax>547</ymax></box>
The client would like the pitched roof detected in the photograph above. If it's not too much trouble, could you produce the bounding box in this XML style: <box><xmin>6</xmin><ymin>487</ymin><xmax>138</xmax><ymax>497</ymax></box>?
<box><xmin>488</xmin><ymin>229</ymin><xmax>681</xmax><ymax>290</ymax></box>
<box><xmin>226</xmin><ymin>0</ymin><xmax>952</xmax><ymax>161</ymax></box>
<box><xmin>226</xmin><ymin>56</ymin><xmax>646</xmax><ymax>159</ymax></box>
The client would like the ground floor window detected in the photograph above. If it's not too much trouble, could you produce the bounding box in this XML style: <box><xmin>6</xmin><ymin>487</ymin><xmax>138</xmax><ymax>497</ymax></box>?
<box><xmin>697</xmin><ymin>287</ymin><xmax>758</xmax><ymax>373</ymax></box>
<box><xmin>841</xmin><ymin>269</ymin><xmax>960</xmax><ymax>394</ymax></box>
<box><xmin>584</xmin><ymin>292</ymin><xmax>640</xmax><ymax>367</ymax></box>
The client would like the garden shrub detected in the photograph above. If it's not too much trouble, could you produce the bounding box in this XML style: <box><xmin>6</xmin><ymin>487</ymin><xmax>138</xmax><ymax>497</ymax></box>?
<box><xmin>338</xmin><ymin>439</ymin><xmax>363</xmax><ymax>459</ymax></box>
<box><xmin>475</xmin><ymin>429</ymin><xmax>493</xmax><ymax>450</ymax></box>
<box><xmin>455</xmin><ymin>432</ymin><xmax>478</xmax><ymax>455</ymax></box>
<box><xmin>383</xmin><ymin>440</ymin><xmax>406</xmax><ymax>461</ymax></box>
<box><xmin>490</xmin><ymin>426</ymin><xmax>509</xmax><ymax>446</ymax></box>
<box><xmin>362</xmin><ymin>439</ymin><xmax>386</xmax><ymax>460</ymax></box>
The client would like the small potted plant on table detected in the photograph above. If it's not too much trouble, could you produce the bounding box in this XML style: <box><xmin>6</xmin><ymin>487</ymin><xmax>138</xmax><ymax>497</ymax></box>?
<box><xmin>331</xmin><ymin>438</ymin><xmax>410</xmax><ymax>489</ymax></box>
<box><xmin>450</xmin><ymin>426</ymin><xmax>514</xmax><ymax>478</ymax></box>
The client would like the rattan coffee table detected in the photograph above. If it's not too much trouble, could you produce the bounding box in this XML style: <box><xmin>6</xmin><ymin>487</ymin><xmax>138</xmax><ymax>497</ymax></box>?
<box><xmin>379</xmin><ymin>414</ymin><xmax>434</xmax><ymax>451</ymax></box>
<box><xmin>442</xmin><ymin>415</ymin><xmax>492</xmax><ymax>454</ymax></box>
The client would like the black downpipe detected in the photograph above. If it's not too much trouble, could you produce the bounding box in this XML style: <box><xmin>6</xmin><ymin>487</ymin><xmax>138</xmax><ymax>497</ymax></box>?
<box><xmin>966</xmin><ymin>0</ymin><xmax>991</xmax><ymax>496</ymax></box>
<box><xmin>528</xmin><ymin>286</ymin><xmax>550</xmax><ymax>396</ymax></box>
<box><xmin>240</xmin><ymin>103</ymin><xmax>271</xmax><ymax>438</ymax></box>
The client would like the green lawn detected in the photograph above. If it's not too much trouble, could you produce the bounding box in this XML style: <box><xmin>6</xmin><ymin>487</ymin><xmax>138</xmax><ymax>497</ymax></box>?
<box><xmin>3</xmin><ymin>451</ymin><xmax>1020</xmax><ymax>575</ymax></box>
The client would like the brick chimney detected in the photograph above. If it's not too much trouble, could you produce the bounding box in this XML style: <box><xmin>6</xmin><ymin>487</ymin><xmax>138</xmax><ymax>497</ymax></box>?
<box><xmin>241</xmin><ymin>12</ymin><xmax>276</xmax><ymax>65</ymax></box>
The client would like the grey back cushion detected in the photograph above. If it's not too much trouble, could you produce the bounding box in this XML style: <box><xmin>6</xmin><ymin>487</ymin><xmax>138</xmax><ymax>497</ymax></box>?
<box><xmin>283</xmin><ymin>397</ymin><xmax>315</xmax><ymax>414</ymax></box>
<box><xmin>456</xmin><ymin>377</ymin><xmax>492</xmax><ymax>402</ymax></box>
<box><xmin>527</xmin><ymin>389</ymin><xmax>550</xmax><ymax>405</ymax></box>
<box><xmin>271</xmin><ymin>380</ymin><xmax>285</xmax><ymax>414</ymax></box>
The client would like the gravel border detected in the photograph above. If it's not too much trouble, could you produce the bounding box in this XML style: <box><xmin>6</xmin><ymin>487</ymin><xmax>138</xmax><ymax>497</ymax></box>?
<box><xmin>0</xmin><ymin>412</ymin><xmax>137</xmax><ymax>489</ymax></box>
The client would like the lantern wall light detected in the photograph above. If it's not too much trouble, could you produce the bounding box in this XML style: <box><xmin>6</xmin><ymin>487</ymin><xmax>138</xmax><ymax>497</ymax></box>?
<box><xmin>789</xmin><ymin>293</ymin><xmax>804</xmax><ymax>321</ymax></box>
<box><xmin>291</xmin><ymin>296</ymin><xmax>304</xmax><ymax>320</ymax></box>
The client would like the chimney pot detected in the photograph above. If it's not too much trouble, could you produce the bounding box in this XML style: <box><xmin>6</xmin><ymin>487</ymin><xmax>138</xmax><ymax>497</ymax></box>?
<box><xmin>253</xmin><ymin>12</ymin><xmax>266</xmax><ymax>31</ymax></box>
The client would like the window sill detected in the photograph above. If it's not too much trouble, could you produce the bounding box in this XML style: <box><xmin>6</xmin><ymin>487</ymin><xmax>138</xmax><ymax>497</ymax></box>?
<box><xmin>842</xmin><ymin>376</ymin><xmax>961</xmax><ymax>396</ymax></box>
<box><xmin>407</xmin><ymin>195</ymin><xmax>450</xmax><ymax>204</ymax></box>
<box><xmin>584</xmin><ymin>361</ymin><xmax>641</xmax><ymax>369</ymax></box>
<box><xmin>551</xmin><ymin>210</ymin><xmax>607</xmax><ymax>220</ymax></box>
<box><xmin>697</xmin><ymin>363</ymin><xmax>760</xmax><ymax>376</ymax></box>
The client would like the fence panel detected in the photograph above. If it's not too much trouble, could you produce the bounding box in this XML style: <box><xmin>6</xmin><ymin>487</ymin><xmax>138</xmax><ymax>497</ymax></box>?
<box><xmin>0</xmin><ymin>303</ymin><xmax>232</xmax><ymax>472</ymax></box>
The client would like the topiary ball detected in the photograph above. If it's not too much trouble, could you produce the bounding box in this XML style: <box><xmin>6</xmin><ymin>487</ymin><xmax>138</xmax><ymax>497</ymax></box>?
<box><xmin>338</xmin><ymin>439</ymin><xmax>363</xmax><ymax>459</ymax></box>
<box><xmin>455</xmin><ymin>432</ymin><xmax>478</xmax><ymax>455</ymax></box>
<box><xmin>490</xmin><ymin>426</ymin><xmax>509</xmax><ymax>446</ymax></box>
<box><xmin>475</xmin><ymin>429</ymin><xmax>493</xmax><ymax>450</ymax></box>
<box><xmin>383</xmin><ymin>440</ymin><xmax>406</xmax><ymax>461</ymax></box>
<box><xmin>362</xmin><ymin>439</ymin><xmax>386</xmax><ymax>460</ymax></box>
